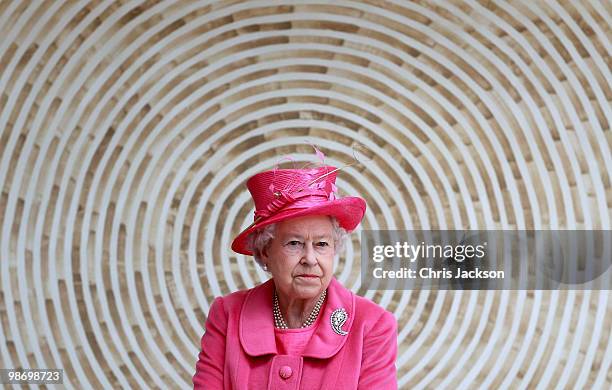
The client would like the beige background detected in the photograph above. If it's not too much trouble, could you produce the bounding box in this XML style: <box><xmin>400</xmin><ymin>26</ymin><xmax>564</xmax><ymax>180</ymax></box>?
<box><xmin>0</xmin><ymin>0</ymin><xmax>610</xmax><ymax>388</ymax></box>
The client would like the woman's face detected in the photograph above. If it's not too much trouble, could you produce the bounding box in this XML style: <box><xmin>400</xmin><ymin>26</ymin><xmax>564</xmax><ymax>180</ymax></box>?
<box><xmin>262</xmin><ymin>215</ymin><xmax>335</xmax><ymax>301</ymax></box>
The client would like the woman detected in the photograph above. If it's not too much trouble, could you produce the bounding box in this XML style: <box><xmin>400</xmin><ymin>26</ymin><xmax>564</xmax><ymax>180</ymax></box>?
<box><xmin>193</xmin><ymin>164</ymin><xmax>398</xmax><ymax>389</ymax></box>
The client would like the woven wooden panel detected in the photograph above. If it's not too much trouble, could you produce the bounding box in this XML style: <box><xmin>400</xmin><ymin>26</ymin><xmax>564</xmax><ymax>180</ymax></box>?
<box><xmin>0</xmin><ymin>1</ymin><xmax>610</xmax><ymax>388</ymax></box>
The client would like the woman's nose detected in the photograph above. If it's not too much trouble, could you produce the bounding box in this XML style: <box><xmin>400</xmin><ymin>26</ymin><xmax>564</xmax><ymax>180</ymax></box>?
<box><xmin>301</xmin><ymin>243</ymin><xmax>318</xmax><ymax>265</ymax></box>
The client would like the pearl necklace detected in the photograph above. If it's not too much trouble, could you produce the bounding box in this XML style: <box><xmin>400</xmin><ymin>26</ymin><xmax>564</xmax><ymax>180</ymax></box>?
<box><xmin>273</xmin><ymin>289</ymin><xmax>327</xmax><ymax>329</ymax></box>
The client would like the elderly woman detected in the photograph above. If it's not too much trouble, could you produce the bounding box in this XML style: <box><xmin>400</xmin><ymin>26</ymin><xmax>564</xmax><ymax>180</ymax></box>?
<box><xmin>193</xmin><ymin>165</ymin><xmax>398</xmax><ymax>389</ymax></box>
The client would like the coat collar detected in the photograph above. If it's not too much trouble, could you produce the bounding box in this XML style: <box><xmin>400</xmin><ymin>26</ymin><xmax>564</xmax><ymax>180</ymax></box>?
<box><xmin>239</xmin><ymin>276</ymin><xmax>355</xmax><ymax>359</ymax></box>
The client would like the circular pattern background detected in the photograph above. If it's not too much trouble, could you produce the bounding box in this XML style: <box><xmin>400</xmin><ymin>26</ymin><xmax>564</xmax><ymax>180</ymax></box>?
<box><xmin>0</xmin><ymin>1</ymin><xmax>610</xmax><ymax>388</ymax></box>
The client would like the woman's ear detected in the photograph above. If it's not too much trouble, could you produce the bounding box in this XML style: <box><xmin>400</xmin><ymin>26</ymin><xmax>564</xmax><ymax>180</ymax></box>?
<box><xmin>261</xmin><ymin>238</ymin><xmax>274</xmax><ymax>260</ymax></box>
<box><xmin>260</xmin><ymin>247</ymin><xmax>271</xmax><ymax>272</ymax></box>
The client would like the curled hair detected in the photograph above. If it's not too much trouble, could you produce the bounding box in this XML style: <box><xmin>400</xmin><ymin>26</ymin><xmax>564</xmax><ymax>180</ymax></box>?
<box><xmin>246</xmin><ymin>216</ymin><xmax>349</xmax><ymax>270</ymax></box>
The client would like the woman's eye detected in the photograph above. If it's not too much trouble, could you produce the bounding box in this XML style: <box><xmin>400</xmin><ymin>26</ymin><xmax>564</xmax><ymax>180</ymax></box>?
<box><xmin>317</xmin><ymin>241</ymin><xmax>329</xmax><ymax>247</ymax></box>
<box><xmin>287</xmin><ymin>241</ymin><xmax>302</xmax><ymax>246</ymax></box>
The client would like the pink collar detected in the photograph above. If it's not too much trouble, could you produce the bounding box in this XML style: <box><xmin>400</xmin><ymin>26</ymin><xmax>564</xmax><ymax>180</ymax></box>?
<box><xmin>239</xmin><ymin>277</ymin><xmax>355</xmax><ymax>359</ymax></box>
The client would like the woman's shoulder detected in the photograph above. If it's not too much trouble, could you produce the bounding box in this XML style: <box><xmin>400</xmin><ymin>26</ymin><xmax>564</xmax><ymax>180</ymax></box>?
<box><xmin>352</xmin><ymin>292</ymin><xmax>397</xmax><ymax>332</ymax></box>
<box><xmin>217</xmin><ymin>287</ymin><xmax>250</xmax><ymax>304</ymax></box>
<box><xmin>212</xmin><ymin>280</ymin><xmax>271</xmax><ymax>313</ymax></box>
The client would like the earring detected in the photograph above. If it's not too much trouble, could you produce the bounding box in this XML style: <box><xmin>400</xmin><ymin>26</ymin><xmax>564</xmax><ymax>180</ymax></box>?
<box><xmin>262</xmin><ymin>264</ymin><xmax>268</xmax><ymax>272</ymax></box>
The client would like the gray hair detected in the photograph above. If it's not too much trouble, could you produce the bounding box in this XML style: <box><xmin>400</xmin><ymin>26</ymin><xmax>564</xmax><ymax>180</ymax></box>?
<box><xmin>246</xmin><ymin>216</ymin><xmax>349</xmax><ymax>270</ymax></box>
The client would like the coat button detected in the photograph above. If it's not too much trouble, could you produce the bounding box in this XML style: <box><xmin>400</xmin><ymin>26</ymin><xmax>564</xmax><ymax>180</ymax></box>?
<box><xmin>279</xmin><ymin>365</ymin><xmax>292</xmax><ymax>379</ymax></box>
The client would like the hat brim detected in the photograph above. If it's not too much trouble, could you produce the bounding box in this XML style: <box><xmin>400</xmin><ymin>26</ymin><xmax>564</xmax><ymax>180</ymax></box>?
<box><xmin>231</xmin><ymin>197</ymin><xmax>366</xmax><ymax>255</ymax></box>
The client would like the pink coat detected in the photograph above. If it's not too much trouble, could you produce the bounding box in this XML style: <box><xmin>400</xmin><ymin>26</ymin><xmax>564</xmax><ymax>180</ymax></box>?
<box><xmin>193</xmin><ymin>277</ymin><xmax>398</xmax><ymax>389</ymax></box>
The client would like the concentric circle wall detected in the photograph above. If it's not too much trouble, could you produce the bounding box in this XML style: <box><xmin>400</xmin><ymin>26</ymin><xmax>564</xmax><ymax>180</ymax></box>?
<box><xmin>0</xmin><ymin>1</ymin><xmax>610</xmax><ymax>388</ymax></box>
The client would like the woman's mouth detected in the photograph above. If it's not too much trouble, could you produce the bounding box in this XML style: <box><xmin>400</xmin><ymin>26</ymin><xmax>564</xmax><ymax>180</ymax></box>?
<box><xmin>297</xmin><ymin>274</ymin><xmax>319</xmax><ymax>278</ymax></box>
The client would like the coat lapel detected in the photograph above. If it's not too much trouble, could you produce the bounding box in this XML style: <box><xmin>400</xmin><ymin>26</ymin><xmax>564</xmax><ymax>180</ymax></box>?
<box><xmin>239</xmin><ymin>278</ymin><xmax>277</xmax><ymax>356</ymax></box>
<box><xmin>302</xmin><ymin>277</ymin><xmax>355</xmax><ymax>359</ymax></box>
<box><xmin>239</xmin><ymin>277</ymin><xmax>355</xmax><ymax>359</ymax></box>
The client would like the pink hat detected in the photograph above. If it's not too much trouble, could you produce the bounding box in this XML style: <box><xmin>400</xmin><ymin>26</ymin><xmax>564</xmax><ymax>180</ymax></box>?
<box><xmin>231</xmin><ymin>165</ymin><xmax>366</xmax><ymax>255</ymax></box>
